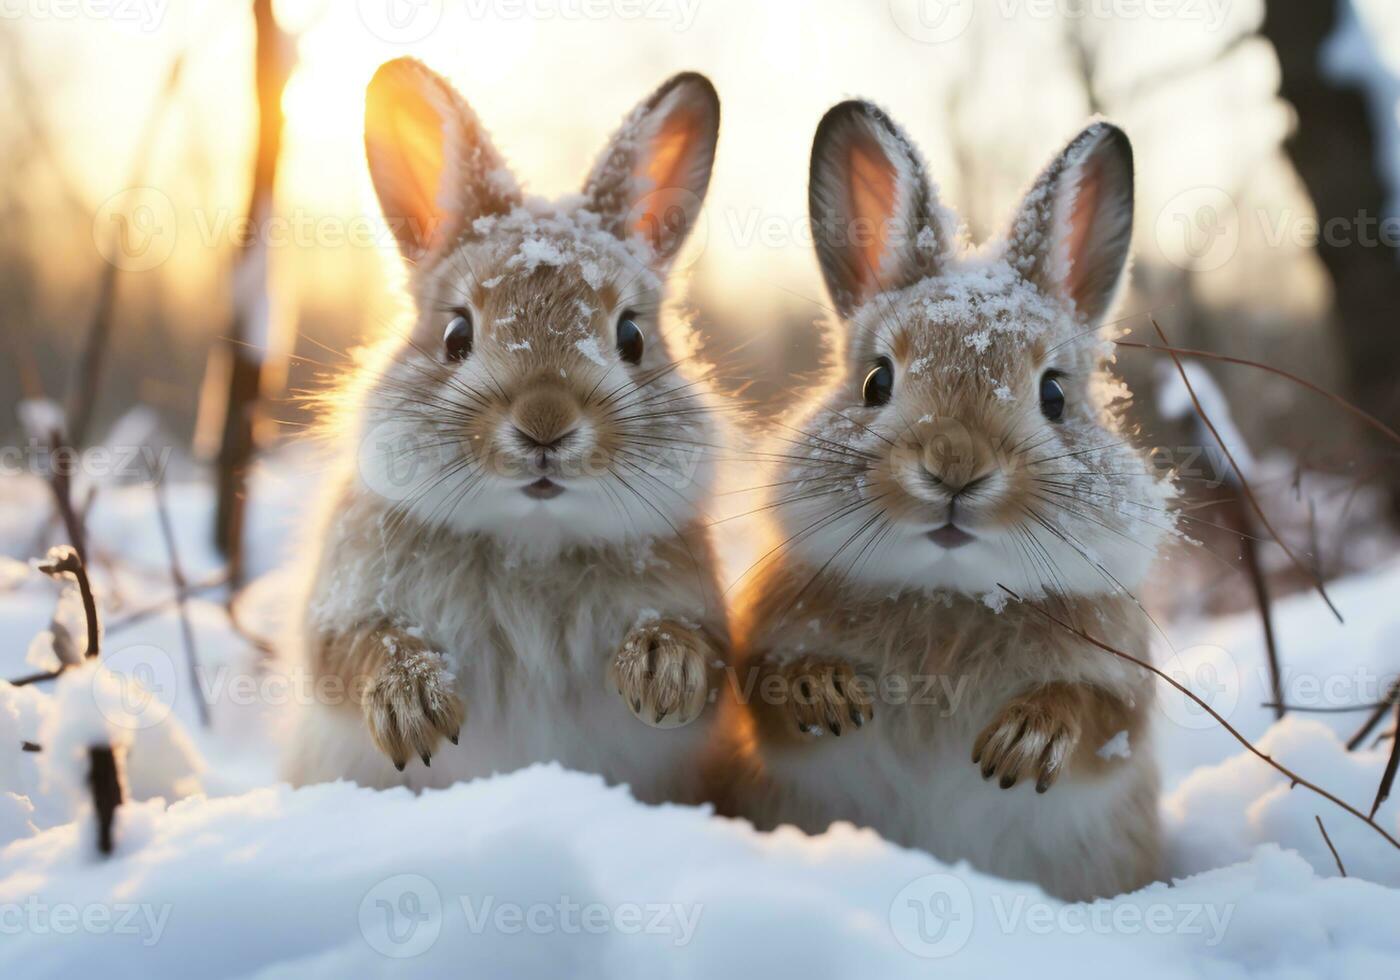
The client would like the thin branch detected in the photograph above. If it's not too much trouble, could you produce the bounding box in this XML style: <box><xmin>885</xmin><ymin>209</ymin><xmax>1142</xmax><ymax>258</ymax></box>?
<box><xmin>67</xmin><ymin>52</ymin><xmax>187</xmax><ymax>448</ymax></box>
<box><xmin>1315</xmin><ymin>815</ymin><xmax>1347</xmax><ymax>877</ymax></box>
<box><xmin>1150</xmin><ymin>320</ymin><xmax>1343</xmax><ymax>623</ymax></box>
<box><xmin>1371</xmin><ymin>701</ymin><xmax>1400</xmax><ymax>819</ymax></box>
<box><xmin>1116</xmin><ymin>341</ymin><xmax>1400</xmax><ymax>448</ymax></box>
<box><xmin>1348</xmin><ymin>680</ymin><xmax>1400</xmax><ymax>752</ymax></box>
<box><xmin>7</xmin><ymin>669</ymin><xmax>63</xmax><ymax>687</ymax></box>
<box><xmin>45</xmin><ymin>431</ymin><xmax>89</xmax><ymax>566</ymax></box>
<box><xmin>1000</xmin><ymin>585</ymin><xmax>1399</xmax><ymax>852</ymax></box>
<box><xmin>1262</xmin><ymin>701</ymin><xmax>1386</xmax><ymax>714</ymax></box>
<box><xmin>103</xmin><ymin>571</ymin><xmax>230</xmax><ymax>634</ymax></box>
<box><xmin>153</xmin><ymin>480</ymin><xmax>210</xmax><ymax>727</ymax></box>
<box><xmin>36</xmin><ymin>547</ymin><xmax>99</xmax><ymax>662</ymax></box>
<box><xmin>20</xmin><ymin>741</ymin><xmax>41</xmax><ymax>753</ymax></box>
<box><xmin>88</xmin><ymin>746</ymin><xmax>122</xmax><ymax>856</ymax></box>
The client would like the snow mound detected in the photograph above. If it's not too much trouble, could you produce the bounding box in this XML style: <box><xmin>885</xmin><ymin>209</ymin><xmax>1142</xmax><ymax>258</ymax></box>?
<box><xmin>2</xmin><ymin>765</ymin><xmax>1399</xmax><ymax>978</ymax></box>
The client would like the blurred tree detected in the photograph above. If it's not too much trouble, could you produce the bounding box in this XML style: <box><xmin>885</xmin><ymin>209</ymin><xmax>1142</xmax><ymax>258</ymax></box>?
<box><xmin>1262</xmin><ymin>0</ymin><xmax>1400</xmax><ymax>517</ymax></box>
<box><xmin>213</xmin><ymin>0</ymin><xmax>293</xmax><ymax>587</ymax></box>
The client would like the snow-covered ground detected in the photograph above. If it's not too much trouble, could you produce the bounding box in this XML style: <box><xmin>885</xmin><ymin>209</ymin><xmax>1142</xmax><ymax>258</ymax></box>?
<box><xmin>2</xmin><ymin>457</ymin><xmax>1399</xmax><ymax>977</ymax></box>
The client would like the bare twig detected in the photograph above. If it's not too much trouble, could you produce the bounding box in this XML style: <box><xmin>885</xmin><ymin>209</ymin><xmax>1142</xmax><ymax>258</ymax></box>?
<box><xmin>1371</xmin><ymin>701</ymin><xmax>1400</xmax><ymax>819</ymax></box>
<box><xmin>214</xmin><ymin>0</ymin><xmax>293</xmax><ymax>587</ymax></box>
<box><xmin>1315</xmin><ymin>815</ymin><xmax>1347</xmax><ymax>877</ymax></box>
<box><xmin>45</xmin><ymin>432</ymin><xmax>89</xmax><ymax>565</ymax></box>
<box><xmin>7</xmin><ymin>669</ymin><xmax>64</xmax><ymax>687</ymax></box>
<box><xmin>1228</xmin><ymin>495</ymin><xmax>1284</xmax><ymax>721</ymax></box>
<box><xmin>1348</xmin><ymin>680</ymin><xmax>1400</xmax><ymax>752</ymax></box>
<box><xmin>1117</xmin><ymin>340</ymin><xmax>1400</xmax><ymax>448</ymax></box>
<box><xmin>1000</xmin><ymin>585</ymin><xmax>1400</xmax><ymax>852</ymax></box>
<box><xmin>88</xmin><ymin>746</ymin><xmax>122</xmax><ymax>856</ymax></box>
<box><xmin>1262</xmin><ymin>701</ymin><xmax>1386</xmax><ymax>714</ymax></box>
<box><xmin>104</xmin><ymin>571</ymin><xmax>230</xmax><ymax>634</ymax></box>
<box><xmin>37</xmin><ymin>547</ymin><xmax>99</xmax><ymax>662</ymax></box>
<box><xmin>1150</xmin><ymin>320</ymin><xmax>1343</xmax><ymax>623</ymax></box>
<box><xmin>20</xmin><ymin>741</ymin><xmax>41</xmax><ymax>753</ymax></box>
<box><xmin>67</xmin><ymin>52</ymin><xmax>187</xmax><ymax>448</ymax></box>
<box><xmin>153</xmin><ymin>480</ymin><xmax>210</xmax><ymax>727</ymax></box>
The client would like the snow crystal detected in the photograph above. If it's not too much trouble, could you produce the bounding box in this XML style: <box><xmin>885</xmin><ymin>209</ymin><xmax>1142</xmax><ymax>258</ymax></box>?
<box><xmin>575</xmin><ymin>336</ymin><xmax>608</xmax><ymax>367</ymax></box>
<box><xmin>980</xmin><ymin>590</ymin><xmax>1009</xmax><ymax>613</ymax></box>
<box><xmin>1096</xmin><ymin>730</ymin><xmax>1131</xmax><ymax>760</ymax></box>
<box><xmin>514</xmin><ymin>237</ymin><xmax>567</xmax><ymax>272</ymax></box>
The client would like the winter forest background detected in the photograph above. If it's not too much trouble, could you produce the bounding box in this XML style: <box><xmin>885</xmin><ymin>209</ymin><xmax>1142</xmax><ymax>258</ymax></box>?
<box><xmin>3</xmin><ymin>0</ymin><xmax>1400</xmax><ymax>975</ymax></box>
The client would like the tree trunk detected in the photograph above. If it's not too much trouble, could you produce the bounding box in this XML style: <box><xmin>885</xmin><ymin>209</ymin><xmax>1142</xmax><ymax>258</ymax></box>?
<box><xmin>1261</xmin><ymin>0</ymin><xmax>1400</xmax><ymax>516</ymax></box>
<box><xmin>213</xmin><ymin>0</ymin><xmax>290</xmax><ymax>586</ymax></box>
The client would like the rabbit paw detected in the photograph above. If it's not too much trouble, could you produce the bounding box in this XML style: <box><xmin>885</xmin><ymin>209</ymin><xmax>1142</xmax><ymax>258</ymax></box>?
<box><xmin>611</xmin><ymin>620</ymin><xmax>712</xmax><ymax>729</ymax></box>
<box><xmin>363</xmin><ymin>641</ymin><xmax>464</xmax><ymax>771</ymax></box>
<box><xmin>972</xmin><ymin>686</ymin><xmax>1084</xmax><ymax>792</ymax></box>
<box><xmin>776</xmin><ymin>657</ymin><xmax>873</xmax><ymax>738</ymax></box>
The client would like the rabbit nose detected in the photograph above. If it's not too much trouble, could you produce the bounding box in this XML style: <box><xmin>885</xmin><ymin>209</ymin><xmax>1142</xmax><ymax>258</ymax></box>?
<box><xmin>512</xmin><ymin>426</ymin><xmax>576</xmax><ymax>451</ymax></box>
<box><xmin>923</xmin><ymin>467</ymin><xmax>994</xmax><ymax>497</ymax></box>
<box><xmin>511</xmin><ymin>388</ymin><xmax>580</xmax><ymax>450</ymax></box>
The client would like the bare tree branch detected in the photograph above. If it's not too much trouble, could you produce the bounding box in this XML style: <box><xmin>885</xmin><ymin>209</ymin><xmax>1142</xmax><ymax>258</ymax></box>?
<box><xmin>1315</xmin><ymin>815</ymin><xmax>1347</xmax><ymax>877</ymax></box>
<box><xmin>1001</xmin><ymin>585</ymin><xmax>1399</xmax><ymax>853</ymax></box>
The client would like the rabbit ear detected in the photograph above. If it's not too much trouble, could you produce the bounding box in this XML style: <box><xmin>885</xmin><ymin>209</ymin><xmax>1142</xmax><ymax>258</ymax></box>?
<box><xmin>582</xmin><ymin>72</ymin><xmax>720</xmax><ymax>268</ymax></box>
<box><xmin>1004</xmin><ymin>122</ymin><xmax>1134</xmax><ymax>324</ymax></box>
<box><xmin>364</xmin><ymin>58</ymin><xmax>521</xmax><ymax>265</ymax></box>
<box><xmin>808</xmin><ymin>101</ymin><xmax>952</xmax><ymax>319</ymax></box>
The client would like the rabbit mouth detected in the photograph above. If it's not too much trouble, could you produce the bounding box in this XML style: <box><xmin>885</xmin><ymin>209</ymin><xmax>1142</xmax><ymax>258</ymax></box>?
<box><xmin>521</xmin><ymin>477</ymin><xmax>566</xmax><ymax>500</ymax></box>
<box><xmin>928</xmin><ymin>524</ymin><xmax>975</xmax><ymax>550</ymax></box>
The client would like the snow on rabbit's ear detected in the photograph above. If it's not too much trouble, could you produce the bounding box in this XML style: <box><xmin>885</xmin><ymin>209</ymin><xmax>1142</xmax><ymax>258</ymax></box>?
<box><xmin>364</xmin><ymin>58</ymin><xmax>520</xmax><ymax>264</ymax></box>
<box><xmin>808</xmin><ymin>100</ymin><xmax>954</xmax><ymax>319</ymax></box>
<box><xmin>1004</xmin><ymin>121</ymin><xmax>1135</xmax><ymax>325</ymax></box>
<box><xmin>582</xmin><ymin>71</ymin><xmax>720</xmax><ymax>268</ymax></box>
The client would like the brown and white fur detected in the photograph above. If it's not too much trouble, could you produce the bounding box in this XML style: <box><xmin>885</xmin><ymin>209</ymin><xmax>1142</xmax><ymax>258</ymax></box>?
<box><xmin>711</xmin><ymin>103</ymin><xmax>1175</xmax><ymax>900</ymax></box>
<box><xmin>281</xmin><ymin>60</ymin><xmax>728</xmax><ymax>805</ymax></box>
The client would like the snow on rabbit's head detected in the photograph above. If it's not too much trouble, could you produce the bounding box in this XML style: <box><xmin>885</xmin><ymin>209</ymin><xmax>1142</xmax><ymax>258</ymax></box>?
<box><xmin>775</xmin><ymin>101</ymin><xmax>1173</xmax><ymax>599</ymax></box>
<box><xmin>352</xmin><ymin>59</ymin><xmax>721</xmax><ymax>549</ymax></box>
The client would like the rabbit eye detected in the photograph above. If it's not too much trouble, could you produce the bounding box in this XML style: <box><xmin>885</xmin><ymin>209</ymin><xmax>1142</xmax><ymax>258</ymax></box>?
<box><xmin>443</xmin><ymin>308</ymin><xmax>473</xmax><ymax>362</ymax></box>
<box><xmin>1040</xmin><ymin>372</ymin><xmax>1065</xmax><ymax>421</ymax></box>
<box><xmin>616</xmin><ymin>312</ymin><xmax>644</xmax><ymax>365</ymax></box>
<box><xmin>862</xmin><ymin>357</ymin><xmax>894</xmax><ymax>407</ymax></box>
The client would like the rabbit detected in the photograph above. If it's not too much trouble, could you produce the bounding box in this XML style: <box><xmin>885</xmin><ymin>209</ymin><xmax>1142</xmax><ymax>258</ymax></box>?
<box><xmin>710</xmin><ymin>102</ymin><xmax>1175</xmax><ymax>901</ymax></box>
<box><xmin>280</xmin><ymin>59</ymin><xmax>729</xmax><ymax>806</ymax></box>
